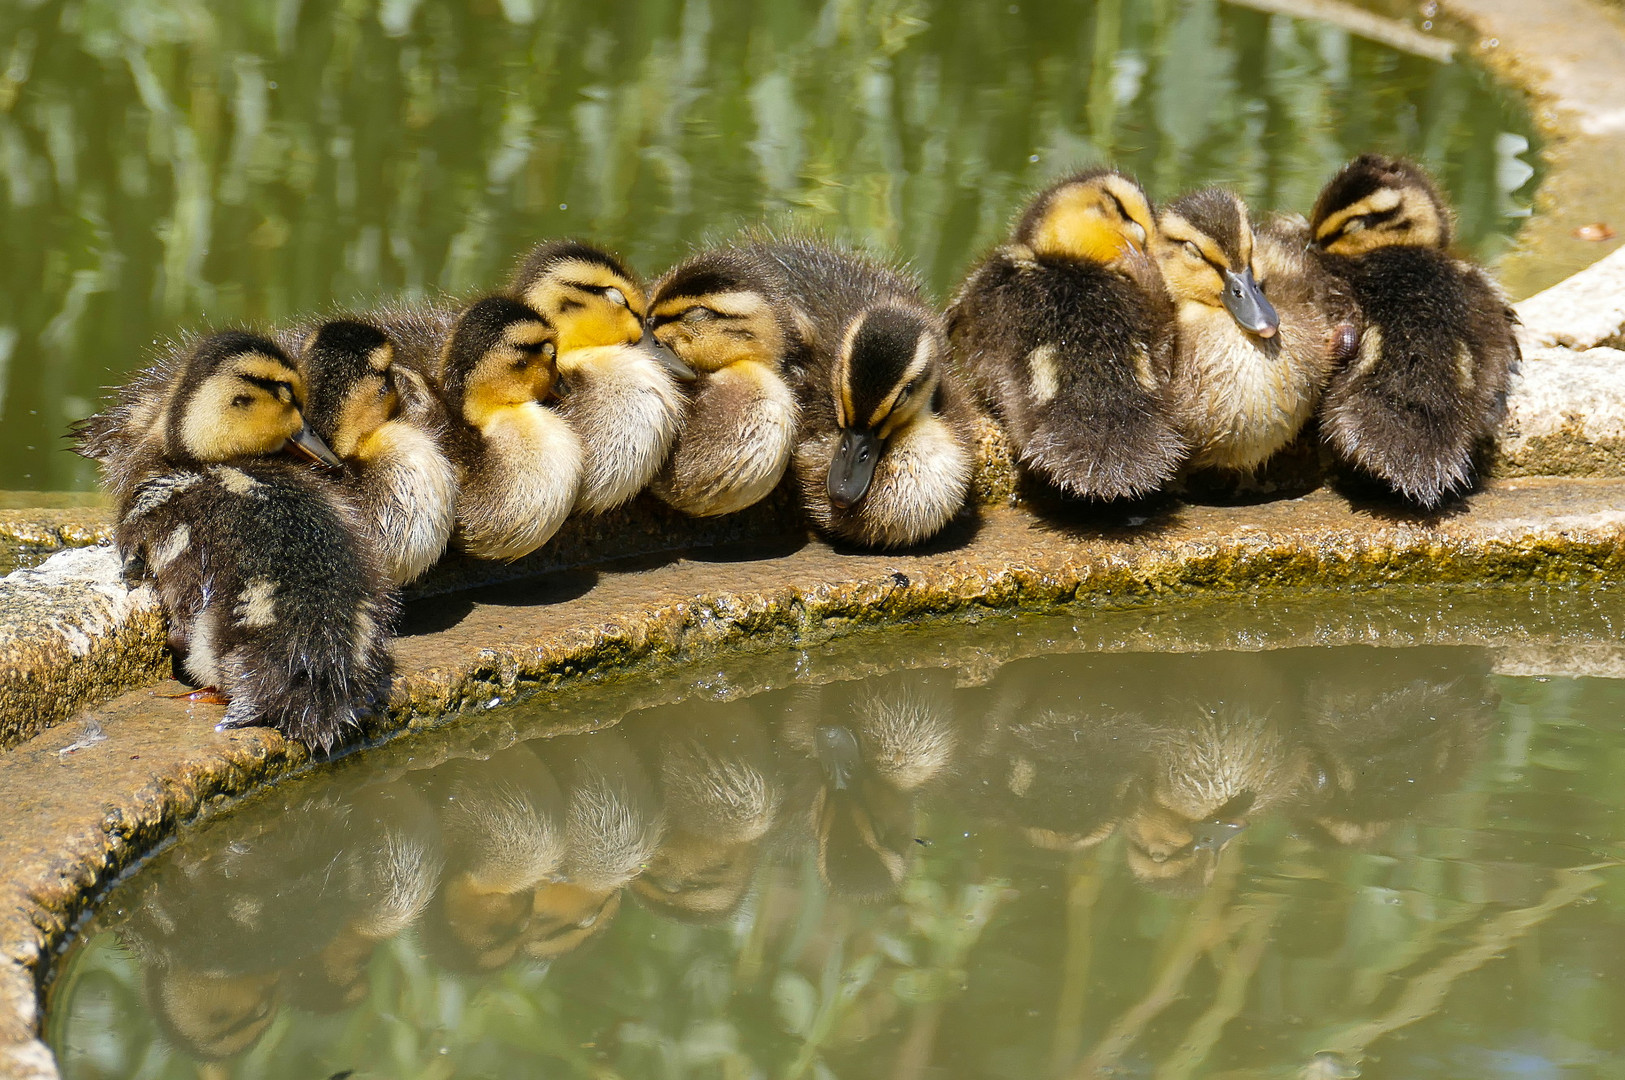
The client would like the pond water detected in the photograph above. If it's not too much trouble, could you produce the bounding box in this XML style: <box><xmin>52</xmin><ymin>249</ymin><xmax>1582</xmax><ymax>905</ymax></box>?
<box><xmin>45</xmin><ymin>589</ymin><xmax>1625</xmax><ymax>1079</ymax></box>
<box><xmin>0</xmin><ymin>0</ymin><xmax>1538</xmax><ymax>492</ymax></box>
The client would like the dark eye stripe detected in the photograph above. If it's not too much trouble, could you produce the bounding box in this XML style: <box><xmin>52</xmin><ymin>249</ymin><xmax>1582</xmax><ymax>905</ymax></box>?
<box><xmin>238</xmin><ymin>374</ymin><xmax>296</xmax><ymax>402</ymax></box>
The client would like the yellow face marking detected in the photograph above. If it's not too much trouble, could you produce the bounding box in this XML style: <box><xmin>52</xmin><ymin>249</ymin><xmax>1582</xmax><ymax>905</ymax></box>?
<box><xmin>520</xmin><ymin>257</ymin><xmax>647</xmax><ymax>354</ymax></box>
<box><xmin>650</xmin><ymin>290</ymin><xmax>786</xmax><ymax>374</ymax></box>
<box><xmin>463</xmin><ymin>320</ymin><xmax>559</xmax><ymax>428</ymax></box>
<box><xmin>1028</xmin><ymin>176</ymin><xmax>1155</xmax><ymax>264</ymax></box>
<box><xmin>329</xmin><ymin>372</ymin><xmax>400</xmax><ymax>459</ymax></box>
<box><xmin>1153</xmin><ymin>214</ymin><xmax>1235</xmax><ymax>308</ymax></box>
<box><xmin>871</xmin><ymin>333</ymin><xmax>937</xmax><ymax>438</ymax></box>
<box><xmin>176</xmin><ymin>354</ymin><xmax>307</xmax><ymax>461</ymax></box>
<box><xmin>1315</xmin><ymin>183</ymin><xmax>1445</xmax><ymax>254</ymax></box>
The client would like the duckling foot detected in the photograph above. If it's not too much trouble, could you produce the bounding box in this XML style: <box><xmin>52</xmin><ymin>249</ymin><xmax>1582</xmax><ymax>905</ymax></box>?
<box><xmin>162</xmin><ymin>685</ymin><xmax>231</xmax><ymax>706</ymax></box>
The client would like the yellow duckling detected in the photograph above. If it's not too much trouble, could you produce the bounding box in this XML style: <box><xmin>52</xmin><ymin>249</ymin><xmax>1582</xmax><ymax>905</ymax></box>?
<box><xmin>298</xmin><ymin>319</ymin><xmax>458</xmax><ymax>586</ymax></box>
<box><xmin>645</xmin><ymin>245</ymin><xmax>802</xmax><ymax>516</ymax></box>
<box><xmin>948</xmin><ymin>168</ymin><xmax>1184</xmax><ymax>499</ymax></box>
<box><xmin>430</xmin><ymin>295</ymin><xmax>582</xmax><ymax>561</ymax></box>
<box><xmin>1154</xmin><ymin>188</ymin><xmax>1347</xmax><ymax>473</ymax></box>
<box><xmin>753</xmin><ymin>238</ymin><xmax>975</xmax><ymax>548</ymax></box>
<box><xmin>1308</xmin><ymin>154</ymin><xmax>1520</xmax><ymax>509</ymax></box>
<box><xmin>107</xmin><ymin>331</ymin><xmax>394</xmax><ymax>750</ymax></box>
<box><xmin>511</xmin><ymin>240</ymin><xmax>694</xmax><ymax>513</ymax></box>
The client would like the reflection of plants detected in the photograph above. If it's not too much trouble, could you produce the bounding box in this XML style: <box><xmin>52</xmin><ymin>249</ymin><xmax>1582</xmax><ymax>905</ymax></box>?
<box><xmin>0</xmin><ymin>0</ymin><xmax>1535</xmax><ymax>489</ymax></box>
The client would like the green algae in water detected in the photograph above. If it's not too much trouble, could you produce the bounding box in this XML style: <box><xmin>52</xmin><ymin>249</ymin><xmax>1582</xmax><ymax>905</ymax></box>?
<box><xmin>45</xmin><ymin>607</ymin><xmax>1625</xmax><ymax>1079</ymax></box>
<box><xmin>0</xmin><ymin>0</ymin><xmax>1537</xmax><ymax>491</ymax></box>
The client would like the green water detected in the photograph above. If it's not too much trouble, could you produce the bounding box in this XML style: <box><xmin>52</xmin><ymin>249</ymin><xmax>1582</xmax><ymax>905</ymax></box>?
<box><xmin>0</xmin><ymin>0</ymin><xmax>1537</xmax><ymax>492</ymax></box>
<box><xmin>45</xmin><ymin>592</ymin><xmax>1625</xmax><ymax>1079</ymax></box>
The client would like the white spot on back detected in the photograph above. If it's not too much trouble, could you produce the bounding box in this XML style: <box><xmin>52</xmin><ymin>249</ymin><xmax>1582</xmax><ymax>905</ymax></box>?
<box><xmin>1027</xmin><ymin>345</ymin><xmax>1060</xmax><ymax>403</ymax></box>
<box><xmin>213</xmin><ymin>466</ymin><xmax>263</xmax><ymax>496</ymax></box>
<box><xmin>128</xmin><ymin>472</ymin><xmax>203</xmax><ymax>520</ymax></box>
<box><xmin>234</xmin><ymin>578</ymin><xmax>278</xmax><ymax>628</ymax></box>
<box><xmin>149</xmin><ymin>525</ymin><xmax>191</xmax><ymax>573</ymax></box>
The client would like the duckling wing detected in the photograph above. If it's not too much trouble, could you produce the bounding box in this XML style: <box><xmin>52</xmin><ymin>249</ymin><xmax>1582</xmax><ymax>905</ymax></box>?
<box><xmin>949</xmin><ymin>253</ymin><xmax>1184</xmax><ymax>500</ymax></box>
<box><xmin>1318</xmin><ymin>248</ymin><xmax>1518</xmax><ymax>509</ymax></box>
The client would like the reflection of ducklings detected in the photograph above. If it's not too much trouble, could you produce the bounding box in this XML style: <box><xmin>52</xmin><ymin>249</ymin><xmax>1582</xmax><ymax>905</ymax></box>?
<box><xmin>1300</xmin><ymin>651</ymin><xmax>1496</xmax><ymax>846</ymax></box>
<box><xmin>983</xmin><ymin>708</ymin><xmax>1146</xmax><ymax>852</ymax></box>
<box><xmin>284</xmin><ymin>781</ymin><xmax>443</xmax><ymax>1011</ymax></box>
<box><xmin>1154</xmin><ymin>189</ymin><xmax>1349</xmax><ymax>473</ymax></box>
<box><xmin>432</xmin><ymin>296</ymin><xmax>582</xmax><ymax>560</ymax></box>
<box><xmin>760</xmin><ymin>238</ymin><xmax>976</xmax><ymax>548</ymax></box>
<box><xmin>1309</xmin><ymin>154</ymin><xmax>1520</xmax><ymax>509</ymax></box>
<box><xmin>110</xmin><ymin>332</ymin><xmax>395</xmax><ymax>750</ymax></box>
<box><xmin>1125</xmin><ymin>705</ymin><xmax>1309</xmax><ymax>893</ymax></box>
<box><xmin>529</xmin><ymin>731</ymin><xmax>665</xmax><ymax>960</ymax></box>
<box><xmin>512</xmin><ymin>240</ymin><xmax>692</xmax><ymax>512</ymax></box>
<box><xmin>146</xmin><ymin>967</ymin><xmax>280</xmax><ymax>1063</ymax></box>
<box><xmin>786</xmin><ymin>676</ymin><xmax>958</xmax><ymax>900</ymax></box>
<box><xmin>632</xmin><ymin>707</ymin><xmax>784</xmax><ymax>920</ymax></box>
<box><xmin>419</xmin><ymin>747</ymin><xmax>566</xmax><ymax>975</ymax></box>
<box><xmin>948</xmin><ymin>168</ymin><xmax>1184</xmax><ymax>499</ymax></box>
<box><xmin>298</xmin><ymin>318</ymin><xmax>458</xmax><ymax>586</ymax></box>
<box><xmin>645</xmin><ymin>246</ymin><xmax>802</xmax><ymax>516</ymax></box>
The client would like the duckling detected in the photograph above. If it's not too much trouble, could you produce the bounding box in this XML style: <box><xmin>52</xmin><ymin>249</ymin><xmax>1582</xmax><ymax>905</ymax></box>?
<box><xmin>750</xmin><ymin>238</ymin><xmax>975</xmax><ymax>548</ymax></box>
<box><xmin>1154</xmin><ymin>188</ymin><xmax>1349</xmax><ymax>473</ymax></box>
<box><xmin>947</xmin><ymin>168</ymin><xmax>1184</xmax><ymax>499</ymax></box>
<box><xmin>112</xmin><ymin>332</ymin><xmax>395</xmax><ymax>751</ymax></box>
<box><xmin>645</xmin><ymin>246</ymin><xmax>803</xmax><ymax>516</ymax></box>
<box><xmin>298</xmin><ymin>319</ymin><xmax>458</xmax><ymax>586</ymax></box>
<box><xmin>1308</xmin><ymin>154</ymin><xmax>1520</xmax><ymax>509</ymax></box>
<box><xmin>511</xmin><ymin>240</ymin><xmax>693</xmax><ymax>513</ymax></box>
<box><xmin>431</xmin><ymin>295</ymin><xmax>583</xmax><ymax>561</ymax></box>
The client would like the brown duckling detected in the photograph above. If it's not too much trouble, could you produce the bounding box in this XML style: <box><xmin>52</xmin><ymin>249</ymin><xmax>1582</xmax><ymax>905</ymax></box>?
<box><xmin>108</xmin><ymin>332</ymin><xmax>394</xmax><ymax>750</ymax></box>
<box><xmin>645</xmin><ymin>245</ymin><xmax>803</xmax><ymax>516</ymax></box>
<box><xmin>1154</xmin><ymin>188</ymin><xmax>1349</xmax><ymax>473</ymax></box>
<box><xmin>754</xmin><ymin>238</ymin><xmax>976</xmax><ymax>548</ymax></box>
<box><xmin>1308</xmin><ymin>154</ymin><xmax>1520</xmax><ymax>509</ymax></box>
<box><xmin>298</xmin><ymin>319</ymin><xmax>458</xmax><ymax>586</ymax></box>
<box><xmin>948</xmin><ymin>168</ymin><xmax>1184</xmax><ymax>499</ymax></box>
<box><xmin>431</xmin><ymin>295</ymin><xmax>582</xmax><ymax>561</ymax></box>
<box><xmin>511</xmin><ymin>240</ymin><xmax>693</xmax><ymax>513</ymax></box>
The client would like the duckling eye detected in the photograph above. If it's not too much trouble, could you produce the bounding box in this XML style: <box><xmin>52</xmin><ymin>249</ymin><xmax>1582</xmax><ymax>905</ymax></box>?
<box><xmin>230</xmin><ymin>394</ymin><xmax>253</xmax><ymax>409</ymax></box>
<box><xmin>1182</xmin><ymin>241</ymin><xmax>1203</xmax><ymax>261</ymax></box>
<box><xmin>604</xmin><ymin>286</ymin><xmax>627</xmax><ymax>308</ymax></box>
<box><xmin>682</xmin><ymin>306</ymin><xmax>716</xmax><ymax>324</ymax></box>
<box><xmin>542</xmin><ymin>341</ymin><xmax>557</xmax><ymax>361</ymax></box>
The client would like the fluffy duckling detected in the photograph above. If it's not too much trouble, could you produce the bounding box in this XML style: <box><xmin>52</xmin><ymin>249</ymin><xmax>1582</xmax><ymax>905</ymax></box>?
<box><xmin>1154</xmin><ymin>188</ymin><xmax>1347</xmax><ymax>473</ymax></box>
<box><xmin>1309</xmin><ymin>154</ymin><xmax>1520</xmax><ymax>509</ymax></box>
<box><xmin>111</xmin><ymin>332</ymin><xmax>395</xmax><ymax>750</ymax></box>
<box><xmin>298</xmin><ymin>319</ymin><xmax>458</xmax><ymax>586</ymax></box>
<box><xmin>756</xmin><ymin>238</ymin><xmax>975</xmax><ymax>548</ymax></box>
<box><xmin>511</xmin><ymin>240</ymin><xmax>692</xmax><ymax>513</ymax></box>
<box><xmin>645</xmin><ymin>246</ymin><xmax>803</xmax><ymax>516</ymax></box>
<box><xmin>431</xmin><ymin>296</ymin><xmax>582</xmax><ymax>561</ymax></box>
<box><xmin>948</xmin><ymin>168</ymin><xmax>1183</xmax><ymax>499</ymax></box>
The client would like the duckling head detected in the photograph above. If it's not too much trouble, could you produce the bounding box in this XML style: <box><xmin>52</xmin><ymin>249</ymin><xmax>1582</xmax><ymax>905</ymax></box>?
<box><xmin>300</xmin><ymin>320</ymin><xmax>401</xmax><ymax>461</ymax></box>
<box><xmin>166</xmin><ymin>330</ymin><xmax>341</xmax><ymax>466</ymax></box>
<box><xmin>513</xmin><ymin>239</ymin><xmax>693</xmax><ymax>380</ymax></box>
<box><xmin>827</xmin><ymin>304</ymin><xmax>946</xmax><ymax>509</ymax></box>
<box><xmin>440</xmin><ymin>296</ymin><xmax>560</xmax><ymax>430</ymax></box>
<box><xmin>1016</xmin><ymin>167</ymin><xmax>1157</xmax><ymax>263</ymax></box>
<box><xmin>1310</xmin><ymin>153</ymin><xmax>1451</xmax><ymax>256</ymax></box>
<box><xmin>1154</xmin><ymin>188</ymin><xmax>1280</xmax><ymax>339</ymax></box>
<box><xmin>648</xmin><ymin>253</ymin><xmax>789</xmax><ymax>374</ymax></box>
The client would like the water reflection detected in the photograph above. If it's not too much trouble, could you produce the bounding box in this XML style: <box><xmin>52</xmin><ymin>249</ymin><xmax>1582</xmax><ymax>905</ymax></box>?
<box><xmin>50</xmin><ymin>644</ymin><xmax>1625</xmax><ymax>1078</ymax></box>
<box><xmin>0</xmin><ymin>0</ymin><xmax>1536</xmax><ymax>490</ymax></box>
